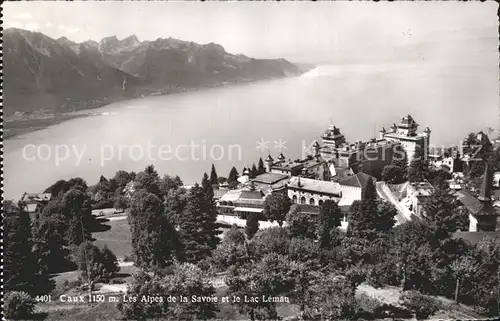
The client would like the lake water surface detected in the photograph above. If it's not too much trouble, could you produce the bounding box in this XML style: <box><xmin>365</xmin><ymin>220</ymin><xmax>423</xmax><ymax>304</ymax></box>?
<box><xmin>4</xmin><ymin>61</ymin><xmax>498</xmax><ymax>200</ymax></box>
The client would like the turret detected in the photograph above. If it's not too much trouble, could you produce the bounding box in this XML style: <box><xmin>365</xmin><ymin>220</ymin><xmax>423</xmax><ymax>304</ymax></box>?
<box><xmin>313</xmin><ymin>141</ymin><xmax>321</xmax><ymax>157</ymax></box>
<box><xmin>390</xmin><ymin>123</ymin><xmax>398</xmax><ymax>133</ymax></box>
<box><xmin>379</xmin><ymin>127</ymin><xmax>387</xmax><ymax>139</ymax></box>
<box><xmin>277</xmin><ymin>152</ymin><xmax>286</xmax><ymax>163</ymax></box>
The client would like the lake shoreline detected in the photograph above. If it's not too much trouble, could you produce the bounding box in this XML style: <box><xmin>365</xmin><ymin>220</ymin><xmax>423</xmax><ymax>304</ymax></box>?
<box><xmin>4</xmin><ymin>72</ymin><xmax>312</xmax><ymax>140</ymax></box>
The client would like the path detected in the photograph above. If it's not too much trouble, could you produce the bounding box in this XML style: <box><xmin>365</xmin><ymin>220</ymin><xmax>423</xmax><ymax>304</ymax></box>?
<box><xmin>376</xmin><ymin>182</ymin><xmax>411</xmax><ymax>224</ymax></box>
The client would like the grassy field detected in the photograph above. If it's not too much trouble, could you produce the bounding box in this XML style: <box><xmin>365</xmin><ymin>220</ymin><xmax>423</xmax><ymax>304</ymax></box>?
<box><xmin>92</xmin><ymin>216</ymin><xmax>133</xmax><ymax>259</ymax></box>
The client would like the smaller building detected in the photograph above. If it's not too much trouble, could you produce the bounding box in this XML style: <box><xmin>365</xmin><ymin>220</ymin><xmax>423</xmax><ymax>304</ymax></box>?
<box><xmin>455</xmin><ymin>164</ymin><xmax>499</xmax><ymax>232</ymax></box>
<box><xmin>402</xmin><ymin>181</ymin><xmax>434</xmax><ymax>218</ymax></box>
<box><xmin>287</xmin><ymin>176</ymin><xmax>342</xmax><ymax>206</ymax></box>
<box><xmin>20</xmin><ymin>192</ymin><xmax>52</xmax><ymax>214</ymax></box>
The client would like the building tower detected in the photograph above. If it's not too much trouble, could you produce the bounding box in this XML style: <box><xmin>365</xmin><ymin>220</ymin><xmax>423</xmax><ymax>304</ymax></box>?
<box><xmin>277</xmin><ymin>152</ymin><xmax>286</xmax><ymax>164</ymax></box>
<box><xmin>475</xmin><ymin>163</ymin><xmax>498</xmax><ymax>231</ymax></box>
<box><xmin>379</xmin><ymin>127</ymin><xmax>387</xmax><ymax>139</ymax></box>
<box><xmin>313</xmin><ymin>141</ymin><xmax>321</xmax><ymax>158</ymax></box>
<box><xmin>265</xmin><ymin>154</ymin><xmax>274</xmax><ymax>173</ymax></box>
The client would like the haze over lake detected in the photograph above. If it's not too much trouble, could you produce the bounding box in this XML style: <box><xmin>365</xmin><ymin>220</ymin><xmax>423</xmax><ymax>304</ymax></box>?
<box><xmin>4</xmin><ymin>51</ymin><xmax>498</xmax><ymax>199</ymax></box>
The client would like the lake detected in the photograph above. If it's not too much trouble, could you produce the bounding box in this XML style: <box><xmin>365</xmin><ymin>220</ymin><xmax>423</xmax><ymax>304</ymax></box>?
<box><xmin>4</xmin><ymin>60</ymin><xmax>498</xmax><ymax>200</ymax></box>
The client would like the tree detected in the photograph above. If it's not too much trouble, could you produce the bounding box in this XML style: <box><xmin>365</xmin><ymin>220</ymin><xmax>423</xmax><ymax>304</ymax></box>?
<box><xmin>408</xmin><ymin>146</ymin><xmax>430</xmax><ymax>182</ymax></box>
<box><xmin>225</xmin><ymin>225</ymin><xmax>246</xmax><ymax>245</ymax></box>
<box><xmin>286</xmin><ymin>206</ymin><xmax>317</xmax><ymax>239</ymax></box>
<box><xmin>4</xmin><ymin>201</ymin><xmax>37</xmax><ymax>295</ymax></box>
<box><xmin>251</xmin><ymin>163</ymin><xmax>258</xmax><ymax>179</ymax></box>
<box><xmin>164</xmin><ymin>187</ymin><xmax>188</xmax><ymax>226</ymax></box>
<box><xmin>77</xmin><ymin>242</ymin><xmax>105</xmax><ymax>292</ymax></box>
<box><xmin>128</xmin><ymin>190</ymin><xmax>180</xmax><ymax>268</ymax></box>
<box><xmin>348</xmin><ymin>179</ymin><xmax>395</xmax><ymax>239</ymax></box>
<box><xmin>101</xmin><ymin>245</ymin><xmax>120</xmax><ymax>278</ymax></box>
<box><xmin>44</xmin><ymin>177</ymin><xmax>88</xmax><ymax>198</ymax></box>
<box><xmin>113</xmin><ymin>170</ymin><xmax>133</xmax><ymax>190</ymax></box>
<box><xmin>451</xmin><ymin>255</ymin><xmax>477</xmax><ymax>303</ymax></box>
<box><xmin>209</xmin><ymin>164</ymin><xmax>218</xmax><ymax>185</ymax></box>
<box><xmin>390</xmin><ymin>221</ymin><xmax>435</xmax><ymax>292</ymax></box>
<box><xmin>247</xmin><ymin>227</ymin><xmax>290</xmax><ymax>258</ymax></box>
<box><xmin>317</xmin><ymin>200</ymin><xmax>342</xmax><ymax>248</ymax></box>
<box><xmin>118</xmin><ymin>264</ymin><xmax>218</xmax><ymax>320</ymax></box>
<box><xmin>60</xmin><ymin>188</ymin><xmax>93</xmax><ymax>245</ymax></box>
<box><xmin>258</xmin><ymin>157</ymin><xmax>266</xmax><ymax>175</ymax></box>
<box><xmin>159</xmin><ymin>174</ymin><xmax>183</xmax><ymax>195</ymax></box>
<box><xmin>381</xmin><ymin>165</ymin><xmax>406</xmax><ymax>184</ymax></box>
<box><xmin>226</xmin><ymin>254</ymin><xmax>307</xmax><ymax>320</ymax></box>
<box><xmin>113</xmin><ymin>194</ymin><xmax>129</xmax><ymax>212</ymax></box>
<box><xmin>213</xmin><ymin>227</ymin><xmax>248</xmax><ymax>271</ymax></box>
<box><xmin>178</xmin><ymin>184</ymin><xmax>220</xmax><ymax>263</ymax></box>
<box><xmin>400</xmin><ymin>291</ymin><xmax>440</xmax><ymax>320</ymax></box>
<box><xmin>227</xmin><ymin>166</ymin><xmax>239</xmax><ymax>189</ymax></box>
<box><xmin>32</xmin><ymin>216</ymin><xmax>69</xmax><ymax>274</ymax></box>
<box><xmin>423</xmin><ymin>181</ymin><xmax>467</xmax><ymax>241</ymax></box>
<box><xmin>4</xmin><ymin>291</ymin><xmax>36</xmax><ymax>320</ymax></box>
<box><xmin>303</xmin><ymin>274</ymin><xmax>357</xmax><ymax>320</ymax></box>
<box><xmin>245</xmin><ymin>212</ymin><xmax>259</xmax><ymax>239</ymax></box>
<box><xmin>392</xmin><ymin>146</ymin><xmax>408</xmax><ymax>171</ymax></box>
<box><xmin>263</xmin><ymin>192</ymin><xmax>291</xmax><ymax>227</ymax></box>
<box><xmin>134</xmin><ymin>165</ymin><xmax>162</xmax><ymax>198</ymax></box>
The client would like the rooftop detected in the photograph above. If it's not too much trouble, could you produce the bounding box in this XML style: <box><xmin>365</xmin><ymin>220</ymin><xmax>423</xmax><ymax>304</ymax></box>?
<box><xmin>288</xmin><ymin>176</ymin><xmax>342</xmax><ymax>195</ymax></box>
<box><xmin>338</xmin><ymin>172</ymin><xmax>375</xmax><ymax>188</ymax></box>
<box><xmin>455</xmin><ymin>190</ymin><xmax>498</xmax><ymax>217</ymax></box>
<box><xmin>253</xmin><ymin>172</ymin><xmax>290</xmax><ymax>185</ymax></box>
<box><xmin>21</xmin><ymin>192</ymin><xmax>52</xmax><ymax>203</ymax></box>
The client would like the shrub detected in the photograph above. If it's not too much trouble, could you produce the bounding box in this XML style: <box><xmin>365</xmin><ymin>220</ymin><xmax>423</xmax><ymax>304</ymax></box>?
<box><xmin>4</xmin><ymin>291</ymin><xmax>35</xmax><ymax>320</ymax></box>
<box><xmin>400</xmin><ymin>290</ymin><xmax>440</xmax><ymax>320</ymax></box>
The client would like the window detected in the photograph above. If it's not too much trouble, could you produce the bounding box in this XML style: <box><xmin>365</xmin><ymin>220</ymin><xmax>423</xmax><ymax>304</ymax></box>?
<box><xmin>318</xmin><ymin>200</ymin><xmax>323</xmax><ymax>206</ymax></box>
<box><xmin>300</xmin><ymin>197</ymin><xmax>306</xmax><ymax>204</ymax></box>
<box><xmin>310</xmin><ymin>198</ymin><xmax>315</xmax><ymax>205</ymax></box>
<box><xmin>292</xmin><ymin>195</ymin><xmax>298</xmax><ymax>203</ymax></box>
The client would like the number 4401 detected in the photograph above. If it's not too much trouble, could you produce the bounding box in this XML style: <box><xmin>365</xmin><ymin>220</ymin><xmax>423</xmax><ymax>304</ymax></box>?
<box><xmin>35</xmin><ymin>295</ymin><xmax>52</xmax><ymax>303</ymax></box>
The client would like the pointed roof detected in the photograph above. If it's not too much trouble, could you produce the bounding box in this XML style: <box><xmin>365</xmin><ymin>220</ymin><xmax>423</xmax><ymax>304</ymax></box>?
<box><xmin>478</xmin><ymin>163</ymin><xmax>493</xmax><ymax>202</ymax></box>
<box><xmin>338</xmin><ymin>172</ymin><xmax>375</xmax><ymax>188</ymax></box>
<box><xmin>398</xmin><ymin>115</ymin><xmax>418</xmax><ymax>128</ymax></box>
<box><xmin>313</xmin><ymin>141</ymin><xmax>320</xmax><ymax>148</ymax></box>
<box><xmin>265</xmin><ymin>154</ymin><xmax>274</xmax><ymax>162</ymax></box>
<box><xmin>278</xmin><ymin>152</ymin><xmax>286</xmax><ymax>161</ymax></box>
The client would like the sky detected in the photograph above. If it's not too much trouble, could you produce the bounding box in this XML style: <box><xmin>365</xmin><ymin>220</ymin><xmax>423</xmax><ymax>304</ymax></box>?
<box><xmin>3</xmin><ymin>1</ymin><xmax>498</xmax><ymax>62</ymax></box>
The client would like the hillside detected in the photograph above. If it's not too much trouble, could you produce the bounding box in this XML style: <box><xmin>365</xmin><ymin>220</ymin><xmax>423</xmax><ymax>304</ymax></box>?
<box><xmin>3</xmin><ymin>28</ymin><xmax>309</xmax><ymax>116</ymax></box>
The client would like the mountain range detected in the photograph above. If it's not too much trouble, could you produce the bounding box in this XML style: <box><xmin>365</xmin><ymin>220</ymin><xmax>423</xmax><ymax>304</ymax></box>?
<box><xmin>3</xmin><ymin>28</ymin><xmax>310</xmax><ymax>116</ymax></box>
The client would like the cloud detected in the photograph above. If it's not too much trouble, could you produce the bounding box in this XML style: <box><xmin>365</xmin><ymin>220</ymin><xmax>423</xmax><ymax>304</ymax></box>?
<box><xmin>14</xmin><ymin>13</ymin><xmax>33</xmax><ymax>20</ymax></box>
<box><xmin>7</xmin><ymin>21</ymin><xmax>23</xmax><ymax>29</ymax></box>
<box><xmin>25</xmin><ymin>23</ymin><xmax>40</xmax><ymax>31</ymax></box>
<box><xmin>45</xmin><ymin>22</ymin><xmax>54</xmax><ymax>28</ymax></box>
<box><xmin>66</xmin><ymin>27</ymin><xmax>81</xmax><ymax>34</ymax></box>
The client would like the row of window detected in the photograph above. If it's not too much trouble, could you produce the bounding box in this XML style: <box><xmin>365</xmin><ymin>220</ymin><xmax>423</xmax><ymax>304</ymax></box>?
<box><xmin>292</xmin><ymin>195</ymin><xmax>324</xmax><ymax>206</ymax></box>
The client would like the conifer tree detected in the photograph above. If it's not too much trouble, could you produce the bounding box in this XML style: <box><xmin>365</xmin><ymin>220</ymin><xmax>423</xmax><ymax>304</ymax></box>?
<box><xmin>423</xmin><ymin>180</ymin><xmax>467</xmax><ymax>241</ymax></box>
<box><xmin>210</xmin><ymin>164</ymin><xmax>219</xmax><ymax>185</ymax></box>
<box><xmin>228</xmin><ymin>166</ymin><xmax>239</xmax><ymax>189</ymax></box>
<box><xmin>128</xmin><ymin>190</ymin><xmax>180</xmax><ymax>268</ymax></box>
<box><xmin>246</xmin><ymin>212</ymin><xmax>260</xmax><ymax>239</ymax></box>
<box><xmin>134</xmin><ymin>165</ymin><xmax>162</xmax><ymax>198</ymax></box>
<box><xmin>258</xmin><ymin>157</ymin><xmax>266</xmax><ymax>175</ymax></box>
<box><xmin>4</xmin><ymin>201</ymin><xmax>38</xmax><ymax>295</ymax></box>
<box><xmin>179</xmin><ymin>183</ymin><xmax>220</xmax><ymax>263</ymax></box>
<box><xmin>408</xmin><ymin>147</ymin><xmax>429</xmax><ymax>182</ymax></box>
<box><xmin>251</xmin><ymin>163</ymin><xmax>258</xmax><ymax>179</ymax></box>
<box><xmin>317</xmin><ymin>200</ymin><xmax>342</xmax><ymax>248</ymax></box>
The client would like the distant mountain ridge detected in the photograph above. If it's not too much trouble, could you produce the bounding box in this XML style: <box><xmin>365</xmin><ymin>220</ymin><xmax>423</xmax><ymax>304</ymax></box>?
<box><xmin>3</xmin><ymin>28</ymin><xmax>311</xmax><ymax>116</ymax></box>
